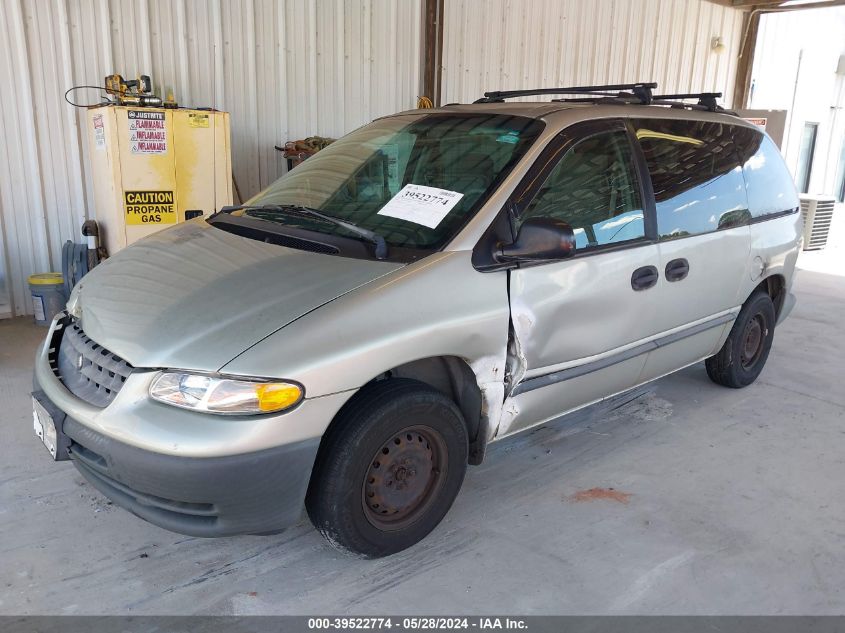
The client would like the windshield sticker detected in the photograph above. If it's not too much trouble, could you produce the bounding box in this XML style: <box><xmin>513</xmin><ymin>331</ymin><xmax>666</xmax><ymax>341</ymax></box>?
<box><xmin>377</xmin><ymin>184</ymin><xmax>464</xmax><ymax>229</ymax></box>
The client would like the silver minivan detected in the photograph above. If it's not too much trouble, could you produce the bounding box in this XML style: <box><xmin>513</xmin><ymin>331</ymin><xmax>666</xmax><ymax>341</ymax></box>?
<box><xmin>32</xmin><ymin>85</ymin><xmax>802</xmax><ymax>557</ymax></box>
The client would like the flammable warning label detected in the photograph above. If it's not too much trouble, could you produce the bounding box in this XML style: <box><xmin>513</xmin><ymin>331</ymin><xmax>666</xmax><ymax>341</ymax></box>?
<box><xmin>124</xmin><ymin>190</ymin><xmax>176</xmax><ymax>225</ymax></box>
<box><xmin>128</xmin><ymin>110</ymin><xmax>167</xmax><ymax>154</ymax></box>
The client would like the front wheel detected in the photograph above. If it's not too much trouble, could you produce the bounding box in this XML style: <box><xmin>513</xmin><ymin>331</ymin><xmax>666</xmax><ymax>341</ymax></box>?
<box><xmin>706</xmin><ymin>290</ymin><xmax>776</xmax><ymax>388</ymax></box>
<box><xmin>306</xmin><ymin>378</ymin><xmax>468</xmax><ymax>558</ymax></box>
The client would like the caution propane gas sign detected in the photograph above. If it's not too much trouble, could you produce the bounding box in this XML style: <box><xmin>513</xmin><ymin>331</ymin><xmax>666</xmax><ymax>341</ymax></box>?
<box><xmin>124</xmin><ymin>190</ymin><xmax>177</xmax><ymax>225</ymax></box>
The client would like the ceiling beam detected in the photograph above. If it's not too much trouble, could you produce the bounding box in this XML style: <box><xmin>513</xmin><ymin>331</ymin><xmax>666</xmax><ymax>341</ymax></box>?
<box><xmin>702</xmin><ymin>0</ymin><xmax>762</xmax><ymax>6</ymax></box>
<box><xmin>730</xmin><ymin>0</ymin><xmax>785</xmax><ymax>7</ymax></box>
<box><xmin>707</xmin><ymin>0</ymin><xmax>845</xmax><ymax>7</ymax></box>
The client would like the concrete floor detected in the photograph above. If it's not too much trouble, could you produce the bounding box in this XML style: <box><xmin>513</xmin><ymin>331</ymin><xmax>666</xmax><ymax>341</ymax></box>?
<box><xmin>2</xmin><ymin>217</ymin><xmax>845</xmax><ymax>615</ymax></box>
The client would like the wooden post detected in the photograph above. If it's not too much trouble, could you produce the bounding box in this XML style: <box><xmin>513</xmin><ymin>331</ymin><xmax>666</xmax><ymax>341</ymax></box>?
<box><xmin>422</xmin><ymin>0</ymin><xmax>444</xmax><ymax>106</ymax></box>
<box><xmin>733</xmin><ymin>9</ymin><xmax>761</xmax><ymax>110</ymax></box>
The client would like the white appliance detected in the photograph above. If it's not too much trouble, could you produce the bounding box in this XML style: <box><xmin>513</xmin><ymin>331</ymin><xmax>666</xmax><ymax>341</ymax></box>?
<box><xmin>800</xmin><ymin>194</ymin><xmax>837</xmax><ymax>251</ymax></box>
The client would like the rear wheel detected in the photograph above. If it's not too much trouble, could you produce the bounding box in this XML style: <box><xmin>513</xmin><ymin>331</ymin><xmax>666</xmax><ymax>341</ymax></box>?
<box><xmin>306</xmin><ymin>378</ymin><xmax>468</xmax><ymax>558</ymax></box>
<box><xmin>706</xmin><ymin>290</ymin><xmax>776</xmax><ymax>388</ymax></box>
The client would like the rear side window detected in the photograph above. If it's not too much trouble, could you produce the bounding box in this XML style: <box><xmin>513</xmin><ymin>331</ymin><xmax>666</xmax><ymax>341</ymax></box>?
<box><xmin>733</xmin><ymin>128</ymin><xmax>800</xmax><ymax>218</ymax></box>
<box><xmin>633</xmin><ymin>119</ymin><xmax>749</xmax><ymax>240</ymax></box>
<box><xmin>518</xmin><ymin>130</ymin><xmax>645</xmax><ymax>249</ymax></box>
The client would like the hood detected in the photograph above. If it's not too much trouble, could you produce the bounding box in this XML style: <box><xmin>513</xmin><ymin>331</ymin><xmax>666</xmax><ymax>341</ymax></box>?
<box><xmin>70</xmin><ymin>221</ymin><xmax>404</xmax><ymax>370</ymax></box>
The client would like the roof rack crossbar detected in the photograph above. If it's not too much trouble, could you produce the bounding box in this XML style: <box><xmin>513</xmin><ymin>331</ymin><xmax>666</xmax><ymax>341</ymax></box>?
<box><xmin>475</xmin><ymin>82</ymin><xmax>657</xmax><ymax>103</ymax></box>
<box><xmin>551</xmin><ymin>95</ymin><xmax>642</xmax><ymax>104</ymax></box>
<box><xmin>652</xmin><ymin>92</ymin><xmax>722</xmax><ymax>99</ymax></box>
<box><xmin>652</xmin><ymin>92</ymin><xmax>723</xmax><ymax>111</ymax></box>
<box><xmin>650</xmin><ymin>100</ymin><xmax>713</xmax><ymax>113</ymax></box>
<box><xmin>472</xmin><ymin>83</ymin><xmax>735</xmax><ymax>115</ymax></box>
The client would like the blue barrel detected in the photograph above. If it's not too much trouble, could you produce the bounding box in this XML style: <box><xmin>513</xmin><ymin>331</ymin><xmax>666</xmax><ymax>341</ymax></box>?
<box><xmin>29</xmin><ymin>273</ymin><xmax>66</xmax><ymax>326</ymax></box>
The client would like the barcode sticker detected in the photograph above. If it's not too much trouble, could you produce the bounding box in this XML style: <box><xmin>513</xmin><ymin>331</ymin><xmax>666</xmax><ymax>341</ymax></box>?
<box><xmin>377</xmin><ymin>184</ymin><xmax>464</xmax><ymax>229</ymax></box>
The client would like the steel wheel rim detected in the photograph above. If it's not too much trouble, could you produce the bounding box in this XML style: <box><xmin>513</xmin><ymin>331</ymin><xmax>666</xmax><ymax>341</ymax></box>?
<box><xmin>362</xmin><ymin>425</ymin><xmax>448</xmax><ymax>531</ymax></box>
<box><xmin>741</xmin><ymin>313</ymin><xmax>767</xmax><ymax>369</ymax></box>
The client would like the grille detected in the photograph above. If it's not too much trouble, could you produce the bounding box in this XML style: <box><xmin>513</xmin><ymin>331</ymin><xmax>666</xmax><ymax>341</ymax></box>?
<box><xmin>56</xmin><ymin>318</ymin><xmax>134</xmax><ymax>407</ymax></box>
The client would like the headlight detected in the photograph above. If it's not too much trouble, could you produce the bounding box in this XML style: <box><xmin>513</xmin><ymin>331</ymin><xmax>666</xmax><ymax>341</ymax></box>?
<box><xmin>149</xmin><ymin>372</ymin><xmax>303</xmax><ymax>415</ymax></box>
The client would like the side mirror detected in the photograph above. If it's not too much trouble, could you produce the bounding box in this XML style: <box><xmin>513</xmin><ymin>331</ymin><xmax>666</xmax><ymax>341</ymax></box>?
<box><xmin>496</xmin><ymin>217</ymin><xmax>576</xmax><ymax>263</ymax></box>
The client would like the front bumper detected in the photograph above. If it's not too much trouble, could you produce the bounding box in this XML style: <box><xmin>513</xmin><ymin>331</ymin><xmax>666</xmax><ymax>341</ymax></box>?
<box><xmin>32</xmin><ymin>315</ymin><xmax>353</xmax><ymax>537</ymax></box>
<box><xmin>35</xmin><ymin>385</ymin><xmax>321</xmax><ymax>536</ymax></box>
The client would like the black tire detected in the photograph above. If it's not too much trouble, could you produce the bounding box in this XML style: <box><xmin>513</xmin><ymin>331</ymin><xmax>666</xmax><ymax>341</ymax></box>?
<box><xmin>306</xmin><ymin>378</ymin><xmax>468</xmax><ymax>558</ymax></box>
<box><xmin>706</xmin><ymin>290</ymin><xmax>776</xmax><ymax>389</ymax></box>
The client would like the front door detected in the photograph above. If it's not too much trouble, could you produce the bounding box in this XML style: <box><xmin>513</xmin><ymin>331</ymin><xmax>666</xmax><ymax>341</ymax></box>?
<box><xmin>499</xmin><ymin>120</ymin><xmax>662</xmax><ymax>437</ymax></box>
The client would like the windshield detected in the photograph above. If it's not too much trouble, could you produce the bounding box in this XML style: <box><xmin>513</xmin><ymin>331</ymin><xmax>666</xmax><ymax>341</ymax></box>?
<box><xmin>241</xmin><ymin>113</ymin><xmax>544</xmax><ymax>251</ymax></box>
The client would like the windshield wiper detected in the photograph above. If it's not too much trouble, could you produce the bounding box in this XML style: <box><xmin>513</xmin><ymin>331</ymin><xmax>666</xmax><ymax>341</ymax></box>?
<box><xmin>221</xmin><ymin>204</ymin><xmax>388</xmax><ymax>259</ymax></box>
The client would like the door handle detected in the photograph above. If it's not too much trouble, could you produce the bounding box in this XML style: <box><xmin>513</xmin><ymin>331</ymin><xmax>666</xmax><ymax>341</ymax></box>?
<box><xmin>631</xmin><ymin>265</ymin><xmax>659</xmax><ymax>291</ymax></box>
<box><xmin>665</xmin><ymin>258</ymin><xmax>690</xmax><ymax>282</ymax></box>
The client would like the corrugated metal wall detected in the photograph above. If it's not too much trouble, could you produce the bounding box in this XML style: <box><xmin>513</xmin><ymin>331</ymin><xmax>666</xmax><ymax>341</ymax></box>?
<box><xmin>0</xmin><ymin>0</ymin><xmax>422</xmax><ymax>317</ymax></box>
<box><xmin>441</xmin><ymin>0</ymin><xmax>743</xmax><ymax>105</ymax></box>
<box><xmin>0</xmin><ymin>0</ymin><xmax>743</xmax><ymax>318</ymax></box>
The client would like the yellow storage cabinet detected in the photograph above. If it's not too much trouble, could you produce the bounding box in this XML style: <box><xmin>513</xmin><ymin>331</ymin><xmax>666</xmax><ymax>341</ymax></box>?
<box><xmin>86</xmin><ymin>105</ymin><xmax>232</xmax><ymax>256</ymax></box>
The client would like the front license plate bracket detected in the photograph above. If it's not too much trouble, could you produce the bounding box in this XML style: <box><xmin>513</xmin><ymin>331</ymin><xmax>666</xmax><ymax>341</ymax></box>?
<box><xmin>31</xmin><ymin>391</ymin><xmax>71</xmax><ymax>461</ymax></box>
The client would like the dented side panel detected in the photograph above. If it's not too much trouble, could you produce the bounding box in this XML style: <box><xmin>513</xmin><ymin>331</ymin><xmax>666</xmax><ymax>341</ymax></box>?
<box><xmin>499</xmin><ymin>242</ymin><xmax>662</xmax><ymax>437</ymax></box>
<box><xmin>497</xmin><ymin>355</ymin><xmax>648</xmax><ymax>439</ymax></box>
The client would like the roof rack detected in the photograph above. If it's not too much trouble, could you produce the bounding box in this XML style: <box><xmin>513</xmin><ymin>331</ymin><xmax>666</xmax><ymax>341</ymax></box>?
<box><xmin>475</xmin><ymin>82</ymin><xmax>657</xmax><ymax>104</ymax></box>
<box><xmin>474</xmin><ymin>82</ymin><xmax>735</xmax><ymax>115</ymax></box>
<box><xmin>651</xmin><ymin>92</ymin><xmax>724</xmax><ymax>112</ymax></box>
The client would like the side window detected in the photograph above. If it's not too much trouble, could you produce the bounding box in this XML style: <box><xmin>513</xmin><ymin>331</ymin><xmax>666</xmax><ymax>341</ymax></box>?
<box><xmin>734</xmin><ymin>128</ymin><xmax>800</xmax><ymax>218</ymax></box>
<box><xmin>633</xmin><ymin>119</ymin><xmax>749</xmax><ymax>240</ymax></box>
<box><xmin>519</xmin><ymin>130</ymin><xmax>645</xmax><ymax>249</ymax></box>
